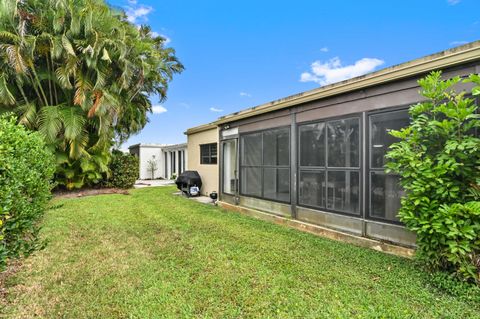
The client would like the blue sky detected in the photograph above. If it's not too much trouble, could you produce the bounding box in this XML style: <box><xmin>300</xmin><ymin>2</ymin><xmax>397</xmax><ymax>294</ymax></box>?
<box><xmin>112</xmin><ymin>0</ymin><xmax>479</xmax><ymax>148</ymax></box>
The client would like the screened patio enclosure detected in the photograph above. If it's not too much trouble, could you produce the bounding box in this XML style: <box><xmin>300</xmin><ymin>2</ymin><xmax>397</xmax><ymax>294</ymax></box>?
<box><xmin>182</xmin><ymin>41</ymin><xmax>480</xmax><ymax>248</ymax></box>
<box><xmin>230</xmin><ymin>108</ymin><xmax>409</xmax><ymax>223</ymax></box>
<box><xmin>219</xmin><ymin>106</ymin><xmax>414</xmax><ymax>246</ymax></box>
<box><xmin>215</xmin><ymin>51</ymin><xmax>480</xmax><ymax>247</ymax></box>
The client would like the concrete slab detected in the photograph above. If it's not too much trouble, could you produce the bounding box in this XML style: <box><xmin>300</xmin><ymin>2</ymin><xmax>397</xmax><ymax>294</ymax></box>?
<box><xmin>173</xmin><ymin>191</ymin><xmax>216</xmax><ymax>205</ymax></box>
<box><xmin>134</xmin><ymin>179</ymin><xmax>175</xmax><ymax>188</ymax></box>
<box><xmin>191</xmin><ymin>196</ymin><xmax>216</xmax><ymax>205</ymax></box>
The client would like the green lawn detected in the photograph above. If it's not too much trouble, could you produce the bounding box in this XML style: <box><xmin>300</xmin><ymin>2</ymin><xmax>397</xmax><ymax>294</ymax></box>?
<box><xmin>1</xmin><ymin>187</ymin><xmax>479</xmax><ymax>318</ymax></box>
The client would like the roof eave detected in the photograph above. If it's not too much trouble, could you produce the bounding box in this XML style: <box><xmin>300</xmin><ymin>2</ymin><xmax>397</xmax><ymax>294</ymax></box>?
<box><xmin>215</xmin><ymin>41</ymin><xmax>480</xmax><ymax>125</ymax></box>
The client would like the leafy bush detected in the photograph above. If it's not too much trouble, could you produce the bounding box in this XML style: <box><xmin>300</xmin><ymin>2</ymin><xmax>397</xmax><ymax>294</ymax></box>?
<box><xmin>0</xmin><ymin>115</ymin><xmax>55</xmax><ymax>270</ymax></box>
<box><xmin>107</xmin><ymin>150</ymin><xmax>139</xmax><ymax>189</ymax></box>
<box><xmin>56</xmin><ymin>149</ymin><xmax>111</xmax><ymax>190</ymax></box>
<box><xmin>386</xmin><ymin>71</ymin><xmax>480</xmax><ymax>284</ymax></box>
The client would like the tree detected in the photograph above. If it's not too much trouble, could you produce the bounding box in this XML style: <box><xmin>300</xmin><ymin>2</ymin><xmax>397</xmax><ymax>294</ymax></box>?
<box><xmin>386</xmin><ymin>71</ymin><xmax>480</xmax><ymax>284</ymax></box>
<box><xmin>0</xmin><ymin>0</ymin><xmax>183</xmax><ymax>189</ymax></box>
<box><xmin>147</xmin><ymin>156</ymin><xmax>158</xmax><ymax>180</ymax></box>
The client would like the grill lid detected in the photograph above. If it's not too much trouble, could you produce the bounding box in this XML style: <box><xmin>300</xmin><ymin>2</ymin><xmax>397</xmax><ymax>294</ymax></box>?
<box><xmin>175</xmin><ymin>170</ymin><xmax>202</xmax><ymax>189</ymax></box>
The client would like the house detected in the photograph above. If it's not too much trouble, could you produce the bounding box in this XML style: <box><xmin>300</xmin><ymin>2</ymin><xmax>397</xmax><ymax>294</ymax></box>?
<box><xmin>128</xmin><ymin>143</ymin><xmax>187</xmax><ymax>180</ymax></box>
<box><xmin>185</xmin><ymin>41</ymin><xmax>480</xmax><ymax>247</ymax></box>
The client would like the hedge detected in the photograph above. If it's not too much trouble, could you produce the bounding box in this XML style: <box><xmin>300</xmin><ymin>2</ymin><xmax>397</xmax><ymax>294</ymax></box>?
<box><xmin>0</xmin><ymin>115</ymin><xmax>55</xmax><ymax>270</ymax></box>
<box><xmin>107</xmin><ymin>150</ymin><xmax>139</xmax><ymax>189</ymax></box>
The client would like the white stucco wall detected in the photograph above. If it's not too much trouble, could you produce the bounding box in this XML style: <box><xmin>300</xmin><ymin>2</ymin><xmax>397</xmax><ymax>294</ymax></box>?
<box><xmin>139</xmin><ymin>146</ymin><xmax>163</xmax><ymax>180</ymax></box>
<box><xmin>129</xmin><ymin>144</ymin><xmax>187</xmax><ymax>180</ymax></box>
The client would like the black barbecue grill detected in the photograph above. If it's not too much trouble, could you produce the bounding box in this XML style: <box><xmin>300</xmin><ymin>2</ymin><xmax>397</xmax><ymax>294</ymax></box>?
<box><xmin>175</xmin><ymin>171</ymin><xmax>202</xmax><ymax>197</ymax></box>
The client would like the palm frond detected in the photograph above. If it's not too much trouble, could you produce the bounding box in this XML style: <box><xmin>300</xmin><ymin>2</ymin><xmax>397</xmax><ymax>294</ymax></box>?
<box><xmin>55</xmin><ymin>66</ymin><xmax>73</xmax><ymax>89</ymax></box>
<box><xmin>1</xmin><ymin>44</ymin><xmax>28</xmax><ymax>73</ymax></box>
<box><xmin>60</xmin><ymin>105</ymin><xmax>85</xmax><ymax>140</ymax></box>
<box><xmin>38</xmin><ymin>105</ymin><xmax>63</xmax><ymax>143</ymax></box>
<box><xmin>0</xmin><ymin>31</ymin><xmax>19</xmax><ymax>43</ymax></box>
<box><xmin>88</xmin><ymin>90</ymin><xmax>103</xmax><ymax>118</ymax></box>
<box><xmin>74</xmin><ymin>73</ymin><xmax>92</xmax><ymax>106</ymax></box>
<box><xmin>51</xmin><ymin>36</ymin><xmax>63</xmax><ymax>59</ymax></box>
<box><xmin>0</xmin><ymin>74</ymin><xmax>15</xmax><ymax>105</ymax></box>
<box><xmin>62</xmin><ymin>35</ymin><xmax>76</xmax><ymax>56</ymax></box>
<box><xmin>68</xmin><ymin>130</ymin><xmax>89</xmax><ymax>159</ymax></box>
<box><xmin>16</xmin><ymin>102</ymin><xmax>37</xmax><ymax>128</ymax></box>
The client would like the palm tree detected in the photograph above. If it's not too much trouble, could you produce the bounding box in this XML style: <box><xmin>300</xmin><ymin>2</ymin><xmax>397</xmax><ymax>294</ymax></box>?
<box><xmin>0</xmin><ymin>0</ymin><xmax>183</xmax><ymax>189</ymax></box>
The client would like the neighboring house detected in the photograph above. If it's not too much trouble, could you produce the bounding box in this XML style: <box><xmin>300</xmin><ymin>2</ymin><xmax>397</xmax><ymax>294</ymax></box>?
<box><xmin>162</xmin><ymin>143</ymin><xmax>188</xmax><ymax>179</ymax></box>
<box><xmin>185</xmin><ymin>124</ymin><xmax>219</xmax><ymax>196</ymax></box>
<box><xmin>185</xmin><ymin>41</ymin><xmax>480</xmax><ymax>247</ymax></box>
<box><xmin>128</xmin><ymin>143</ymin><xmax>187</xmax><ymax>180</ymax></box>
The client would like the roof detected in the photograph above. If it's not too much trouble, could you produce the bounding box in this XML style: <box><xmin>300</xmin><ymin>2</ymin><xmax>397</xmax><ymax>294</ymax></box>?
<box><xmin>185</xmin><ymin>40</ymin><xmax>480</xmax><ymax>132</ymax></box>
<box><xmin>161</xmin><ymin>143</ymin><xmax>187</xmax><ymax>150</ymax></box>
<box><xmin>185</xmin><ymin>122</ymin><xmax>218</xmax><ymax>135</ymax></box>
<box><xmin>128</xmin><ymin>143</ymin><xmax>171</xmax><ymax>149</ymax></box>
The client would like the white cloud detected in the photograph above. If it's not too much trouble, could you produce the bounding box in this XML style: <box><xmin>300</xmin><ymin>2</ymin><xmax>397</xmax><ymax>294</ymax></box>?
<box><xmin>320</xmin><ymin>47</ymin><xmax>329</xmax><ymax>52</ymax></box>
<box><xmin>126</xmin><ymin>4</ymin><xmax>153</xmax><ymax>24</ymax></box>
<box><xmin>447</xmin><ymin>0</ymin><xmax>460</xmax><ymax>5</ymax></box>
<box><xmin>449</xmin><ymin>40</ymin><xmax>468</xmax><ymax>46</ymax></box>
<box><xmin>210</xmin><ymin>107</ymin><xmax>223</xmax><ymax>112</ymax></box>
<box><xmin>151</xmin><ymin>105</ymin><xmax>167</xmax><ymax>114</ymax></box>
<box><xmin>240</xmin><ymin>92</ymin><xmax>251</xmax><ymax>97</ymax></box>
<box><xmin>300</xmin><ymin>57</ymin><xmax>384</xmax><ymax>86</ymax></box>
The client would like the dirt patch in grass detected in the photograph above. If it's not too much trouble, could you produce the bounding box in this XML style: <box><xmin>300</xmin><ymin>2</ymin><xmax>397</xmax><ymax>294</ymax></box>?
<box><xmin>53</xmin><ymin>188</ymin><xmax>130</xmax><ymax>199</ymax></box>
<box><xmin>0</xmin><ymin>261</ymin><xmax>22</xmax><ymax>306</ymax></box>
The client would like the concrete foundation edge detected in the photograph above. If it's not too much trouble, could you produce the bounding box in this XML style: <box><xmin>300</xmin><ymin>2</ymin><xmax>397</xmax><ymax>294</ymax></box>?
<box><xmin>218</xmin><ymin>201</ymin><xmax>415</xmax><ymax>259</ymax></box>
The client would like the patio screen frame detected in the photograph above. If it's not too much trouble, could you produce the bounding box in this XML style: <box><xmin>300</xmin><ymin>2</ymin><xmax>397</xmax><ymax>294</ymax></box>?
<box><xmin>296</xmin><ymin>113</ymin><xmax>363</xmax><ymax>217</ymax></box>
<box><xmin>239</xmin><ymin>126</ymin><xmax>292</xmax><ymax>204</ymax></box>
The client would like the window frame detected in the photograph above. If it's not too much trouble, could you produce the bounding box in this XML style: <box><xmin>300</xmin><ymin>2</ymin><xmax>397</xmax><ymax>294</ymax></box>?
<box><xmin>200</xmin><ymin>143</ymin><xmax>218</xmax><ymax>165</ymax></box>
<box><xmin>239</xmin><ymin>125</ymin><xmax>291</xmax><ymax>204</ymax></box>
<box><xmin>297</xmin><ymin>113</ymin><xmax>363</xmax><ymax>217</ymax></box>
<box><xmin>366</xmin><ymin>106</ymin><xmax>410</xmax><ymax>225</ymax></box>
<box><xmin>222</xmin><ymin>138</ymin><xmax>238</xmax><ymax>196</ymax></box>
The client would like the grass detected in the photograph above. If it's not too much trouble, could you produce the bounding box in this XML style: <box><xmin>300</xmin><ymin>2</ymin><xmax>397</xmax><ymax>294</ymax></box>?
<box><xmin>1</xmin><ymin>186</ymin><xmax>479</xmax><ymax>318</ymax></box>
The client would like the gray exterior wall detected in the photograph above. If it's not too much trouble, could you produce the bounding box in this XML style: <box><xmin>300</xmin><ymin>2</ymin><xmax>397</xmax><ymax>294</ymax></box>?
<box><xmin>217</xmin><ymin>62</ymin><xmax>480</xmax><ymax>247</ymax></box>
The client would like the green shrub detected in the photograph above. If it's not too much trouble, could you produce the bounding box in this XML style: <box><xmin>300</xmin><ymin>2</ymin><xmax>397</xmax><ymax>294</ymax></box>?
<box><xmin>386</xmin><ymin>71</ymin><xmax>480</xmax><ymax>284</ymax></box>
<box><xmin>107</xmin><ymin>150</ymin><xmax>139</xmax><ymax>189</ymax></box>
<box><xmin>0</xmin><ymin>115</ymin><xmax>55</xmax><ymax>270</ymax></box>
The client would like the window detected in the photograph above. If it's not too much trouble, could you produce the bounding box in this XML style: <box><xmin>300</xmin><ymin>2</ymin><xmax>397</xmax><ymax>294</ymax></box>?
<box><xmin>298</xmin><ymin>116</ymin><xmax>360</xmax><ymax>215</ymax></box>
<box><xmin>368</xmin><ymin>109</ymin><xmax>409</xmax><ymax>222</ymax></box>
<box><xmin>223</xmin><ymin>140</ymin><xmax>238</xmax><ymax>194</ymax></box>
<box><xmin>200</xmin><ymin>143</ymin><xmax>217</xmax><ymax>164</ymax></box>
<box><xmin>240</xmin><ymin>127</ymin><xmax>290</xmax><ymax>202</ymax></box>
<box><xmin>164</xmin><ymin>152</ymin><xmax>168</xmax><ymax>178</ymax></box>
<box><xmin>178</xmin><ymin>150</ymin><xmax>182</xmax><ymax>173</ymax></box>
<box><xmin>171</xmin><ymin>151</ymin><xmax>176</xmax><ymax>174</ymax></box>
<box><xmin>182</xmin><ymin>150</ymin><xmax>185</xmax><ymax>172</ymax></box>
